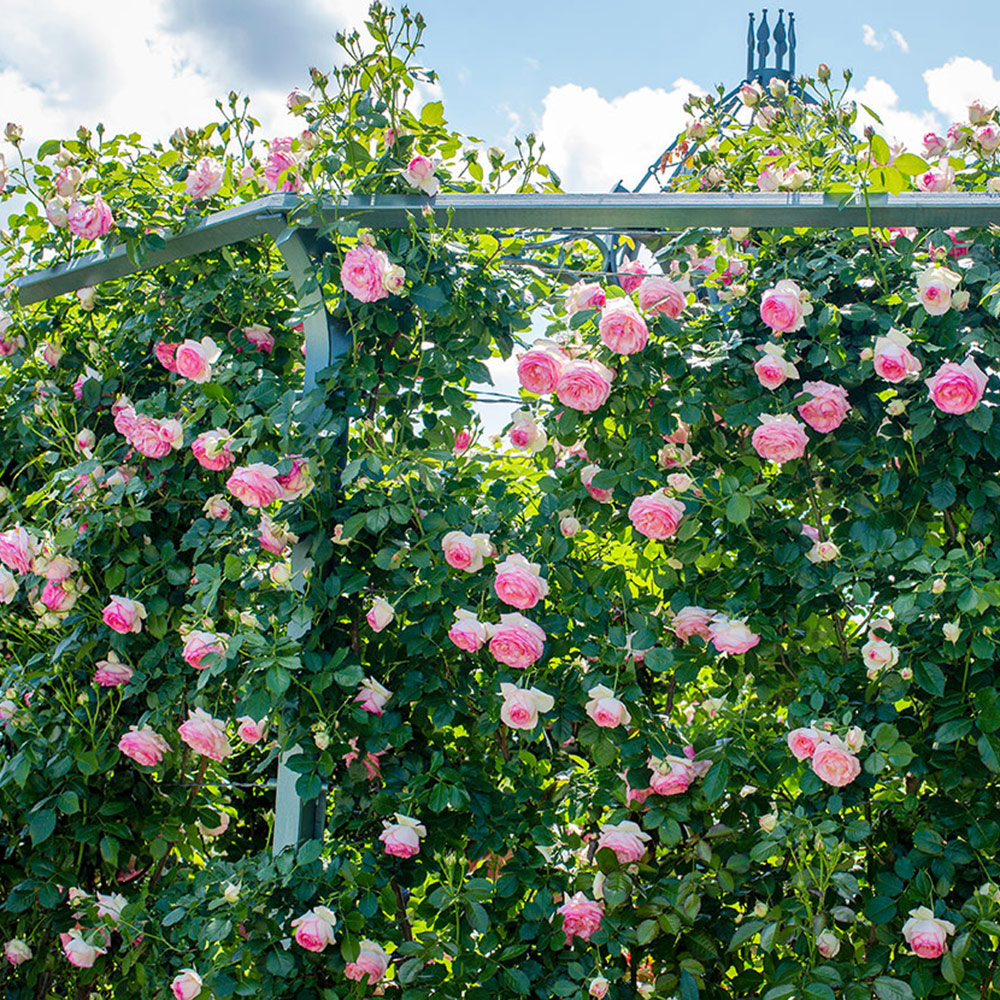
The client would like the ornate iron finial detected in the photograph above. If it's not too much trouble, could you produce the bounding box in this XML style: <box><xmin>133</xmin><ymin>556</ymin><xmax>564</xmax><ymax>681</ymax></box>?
<box><xmin>756</xmin><ymin>10</ymin><xmax>771</xmax><ymax>72</ymax></box>
<box><xmin>788</xmin><ymin>12</ymin><xmax>797</xmax><ymax>75</ymax></box>
<box><xmin>746</xmin><ymin>12</ymin><xmax>756</xmax><ymax>79</ymax></box>
<box><xmin>774</xmin><ymin>9</ymin><xmax>787</xmax><ymax>72</ymax></box>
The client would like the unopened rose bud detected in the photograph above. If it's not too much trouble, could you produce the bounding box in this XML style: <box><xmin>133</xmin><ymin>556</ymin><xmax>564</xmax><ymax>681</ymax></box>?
<box><xmin>223</xmin><ymin>883</ymin><xmax>240</xmax><ymax>903</ymax></box>
<box><xmin>817</xmin><ymin>64</ymin><xmax>831</xmax><ymax>82</ymax></box>
<box><xmin>931</xmin><ymin>578</ymin><xmax>946</xmax><ymax>594</ymax></box>
<box><xmin>943</xmin><ymin>621</ymin><xmax>961</xmax><ymax>643</ymax></box>
<box><xmin>988</xmin><ymin>177</ymin><xmax>1000</xmax><ymax>193</ymax></box>
<box><xmin>886</xmin><ymin>398</ymin><xmax>907</xmax><ymax>416</ymax></box>
<box><xmin>54</xmin><ymin>146</ymin><xmax>75</xmax><ymax>167</ymax></box>
<box><xmin>560</xmin><ymin>516</ymin><xmax>581</xmax><ymax>538</ymax></box>
<box><xmin>300</xmin><ymin>129</ymin><xmax>318</xmax><ymax>150</ymax></box>
<box><xmin>753</xmin><ymin>901</ymin><xmax>768</xmax><ymax>919</ymax></box>
<box><xmin>816</xmin><ymin>929</ymin><xmax>840</xmax><ymax>958</ymax></box>
<box><xmin>488</xmin><ymin>146</ymin><xmax>505</xmax><ymax>168</ymax></box>
<box><xmin>739</xmin><ymin>784</ymin><xmax>757</xmax><ymax>797</ymax></box>
<box><xmin>686</xmin><ymin>118</ymin><xmax>708</xmax><ymax>140</ymax></box>
<box><xmin>309</xmin><ymin>67</ymin><xmax>328</xmax><ymax>87</ymax></box>
<box><xmin>769</xmin><ymin>79</ymin><xmax>788</xmax><ymax>98</ymax></box>
<box><xmin>845</xmin><ymin>726</ymin><xmax>865</xmax><ymax>752</ymax></box>
<box><xmin>76</xmin><ymin>286</ymin><xmax>96</xmax><ymax>311</ymax></box>
<box><xmin>76</xmin><ymin>126</ymin><xmax>91</xmax><ymax>143</ymax></box>
<box><xmin>5</xmin><ymin>123</ymin><xmax>23</xmax><ymax>143</ymax></box>
<box><xmin>759</xmin><ymin>813</ymin><xmax>778</xmax><ymax>833</ymax></box>
<box><xmin>729</xmin><ymin>227</ymin><xmax>749</xmax><ymax>240</ymax></box>
<box><xmin>287</xmin><ymin>88</ymin><xmax>311</xmax><ymax>113</ymax></box>
<box><xmin>952</xmin><ymin>289</ymin><xmax>971</xmax><ymax>311</ymax></box>
<box><xmin>313</xmin><ymin>730</ymin><xmax>330</xmax><ymax>750</ymax></box>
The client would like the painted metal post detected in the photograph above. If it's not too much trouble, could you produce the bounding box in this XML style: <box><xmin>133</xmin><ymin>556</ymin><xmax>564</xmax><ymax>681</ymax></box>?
<box><xmin>271</xmin><ymin>227</ymin><xmax>351</xmax><ymax>854</ymax></box>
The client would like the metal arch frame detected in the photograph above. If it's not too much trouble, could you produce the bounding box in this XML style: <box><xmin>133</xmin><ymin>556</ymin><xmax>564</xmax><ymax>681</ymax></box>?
<box><xmin>11</xmin><ymin>189</ymin><xmax>1000</xmax><ymax>855</ymax></box>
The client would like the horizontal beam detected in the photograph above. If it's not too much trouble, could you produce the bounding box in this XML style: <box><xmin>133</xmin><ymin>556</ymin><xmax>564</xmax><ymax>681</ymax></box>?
<box><xmin>14</xmin><ymin>191</ymin><xmax>1000</xmax><ymax>305</ymax></box>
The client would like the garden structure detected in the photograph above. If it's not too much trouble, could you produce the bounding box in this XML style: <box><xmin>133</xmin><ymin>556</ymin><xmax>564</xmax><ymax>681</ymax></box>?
<box><xmin>3</xmin><ymin>6</ymin><xmax>1000</xmax><ymax>1000</ymax></box>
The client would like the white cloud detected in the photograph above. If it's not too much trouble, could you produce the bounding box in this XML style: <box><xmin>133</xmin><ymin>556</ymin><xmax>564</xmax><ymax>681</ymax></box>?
<box><xmin>862</xmin><ymin>25</ymin><xmax>883</xmax><ymax>50</ymax></box>
<box><xmin>924</xmin><ymin>56</ymin><xmax>1000</xmax><ymax>123</ymax></box>
<box><xmin>890</xmin><ymin>30</ymin><xmax>909</xmax><ymax>54</ymax></box>
<box><xmin>847</xmin><ymin>76</ymin><xmax>939</xmax><ymax>150</ymax></box>
<box><xmin>538</xmin><ymin>80</ymin><xmax>704</xmax><ymax>192</ymax></box>
<box><xmin>0</xmin><ymin>0</ymin><xmax>365</xmax><ymax>154</ymax></box>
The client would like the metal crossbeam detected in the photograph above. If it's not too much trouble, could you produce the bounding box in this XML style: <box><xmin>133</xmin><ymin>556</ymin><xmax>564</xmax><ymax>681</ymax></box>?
<box><xmin>14</xmin><ymin>192</ymin><xmax>1000</xmax><ymax>305</ymax></box>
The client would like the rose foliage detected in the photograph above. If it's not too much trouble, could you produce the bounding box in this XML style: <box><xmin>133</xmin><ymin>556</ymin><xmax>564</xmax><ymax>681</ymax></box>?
<box><xmin>4</xmin><ymin>7</ymin><xmax>1000</xmax><ymax>1000</ymax></box>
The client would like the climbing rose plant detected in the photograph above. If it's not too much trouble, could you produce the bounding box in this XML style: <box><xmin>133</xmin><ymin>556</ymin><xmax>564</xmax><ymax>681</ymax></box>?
<box><xmin>3</xmin><ymin>6</ymin><xmax>1000</xmax><ymax>1000</ymax></box>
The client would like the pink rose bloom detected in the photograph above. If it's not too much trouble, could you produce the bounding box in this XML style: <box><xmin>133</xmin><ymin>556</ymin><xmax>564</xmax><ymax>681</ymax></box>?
<box><xmin>923</xmin><ymin>132</ymin><xmax>948</xmax><ymax>158</ymax></box>
<box><xmin>441</xmin><ymin>531</ymin><xmax>491</xmax><ymax>572</ymax></box>
<box><xmin>276</xmin><ymin>455</ymin><xmax>313</xmax><ymax>498</ymax></box>
<box><xmin>41</xmin><ymin>340</ymin><xmax>64</xmax><ymax>366</ymax></box>
<box><xmin>41</xmin><ymin>580</ymin><xmax>73</xmax><ymax>612</ymax></box>
<box><xmin>191</xmin><ymin>430</ymin><xmax>234</xmax><ymax>471</ymax></box>
<box><xmin>638</xmin><ymin>276</ymin><xmax>686</xmax><ymax>319</ymax></box>
<box><xmin>555</xmin><ymin>361</ymin><xmax>614</xmax><ymax>413</ymax></box>
<box><xmin>580</xmin><ymin>464</ymin><xmax>613</xmax><ymax>503</ymax></box>
<box><xmin>345</xmin><ymin>941</ymin><xmax>389</xmax><ymax>984</ymax></box>
<box><xmin>756</xmin><ymin>166</ymin><xmax>782</xmax><ymax>192</ymax></box>
<box><xmin>517</xmin><ymin>340</ymin><xmax>568</xmax><ymax>394</ymax></box>
<box><xmin>94</xmin><ymin>652</ymin><xmax>133</xmax><ymax>687</ymax></box>
<box><xmin>493</xmin><ymin>553</ymin><xmax>549</xmax><ymax>610</ymax></box>
<box><xmin>55</xmin><ymin>165</ymin><xmax>82</xmax><ymax>197</ymax></box>
<box><xmin>565</xmin><ymin>281</ymin><xmax>606</xmax><ymax>315</ymax></box>
<box><xmin>67</xmin><ymin>196</ymin><xmax>114</xmax><ymax>240</ymax></box>
<box><xmin>182</xmin><ymin>631</ymin><xmax>227</xmax><ymax>670</ymax></box>
<box><xmin>0</xmin><ymin>526</ymin><xmax>37</xmax><ymax>575</ymax></box>
<box><xmin>264</xmin><ymin>139</ymin><xmax>302</xmax><ymax>193</ymax></box>
<box><xmin>226</xmin><ymin>463</ymin><xmax>284</xmax><ymax>507</ymax></box>
<box><xmin>902</xmin><ymin>907</ymin><xmax>956</xmax><ymax>959</ymax></box>
<box><xmin>709</xmin><ymin>616</ymin><xmax>760</xmax><ymax>654</ymax></box>
<box><xmin>754</xmin><ymin>345</ymin><xmax>799</xmax><ymax>389</ymax></box>
<box><xmin>203</xmin><ymin>494</ymin><xmax>232</xmax><ymax>520</ymax></box>
<box><xmin>174</xmin><ymin>337</ymin><xmax>221</xmax><ymax>383</ymax></box>
<box><xmin>589</xmin><ymin>978</ymin><xmax>610</xmax><ymax>998</ymax></box>
<box><xmin>916</xmin><ymin>162</ymin><xmax>956</xmax><ymax>192</ymax></box>
<box><xmin>599</xmin><ymin>298</ymin><xmax>649</xmax><ymax>355</ymax></box>
<box><xmin>797</xmin><ymin>380</ymin><xmax>851</xmax><ymax>433</ymax></box>
<box><xmin>628</xmin><ymin>492</ymin><xmax>686</xmax><ymax>540</ymax></box>
<box><xmin>751</xmin><ymin>414</ymin><xmax>808</xmax><ymax>463</ymax></box>
<box><xmin>557</xmin><ymin>893</ymin><xmax>604</xmax><ymax>946</ymax></box>
<box><xmin>4</xmin><ymin>939</ymin><xmax>31</xmax><ymax>966</ymax></box>
<box><xmin>648</xmin><ymin>754</ymin><xmax>695</xmax><ymax>796</ymax></box>
<box><xmin>244</xmin><ymin>324</ymin><xmax>275</xmax><ymax>353</ymax></box>
<box><xmin>873</xmin><ymin>334</ymin><xmax>922</xmax><ymax>383</ymax></box>
<box><xmin>811</xmin><ymin>740</ymin><xmax>862</xmax><ymax>787</ymax></box>
<box><xmin>453</xmin><ymin>428</ymin><xmax>472</xmax><ymax>455</ymax></box>
<box><xmin>35</xmin><ymin>552</ymin><xmax>77</xmax><ymax>582</ymax></box>
<box><xmin>355</xmin><ymin>677</ymin><xmax>391</xmax><ymax>716</ymax></box>
<box><xmin>236</xmin><ymin>716</ymin><xmax>266</xmax><ymax>745</ymax></box>
<box><xmin>170</xmin><ymin>969</ymin><xmax>203</xmax><ymax>1000</ymax></box>
<box><xmin>487</xmin><ymin>613</ymin><xmax>546</xmax><ymax>669</ymax></box>
<box><xmin>499</xmin><ymin>682</ymin><xmax>554</xmax><ymax>730</ymax></box>
<box><xmin>597</xmin><ymin>820</ymin><xmax>650</xmax><ymax>863</ymax></box>
<box><xmin>448</xmin><ymin>608</ymin><xmax>488</xmax><ymax>651</ymax></box>
<box><xmin>379</xmin><ymin>813</ymin><xmax>426</xmax><ymax>857</ymax></box>
<box><xmin>186</xmin><ymin>157</ymin><xmax>224</xmax><ymax>200</ymax></box>
<box><xmin>341</xmin><ymin>244</ymin><xmax>389</xmax><ymax>303</ymax></box>
<box><xmin>672</xmin><ymin>605</ymin><xmax>715</xmax><ymax>642</ymax></box>
<box><xmin>926</xmin><ymin>358</ymin><xmax>989</xmax><ymax>414</ymax></box>
<box><xmin>177</xmin><ymin>707</ymin><xmax>233</xmax><ymax>762</ymax></box>
<box><xmin>917</xmin><ymin>265</ymin><xmax>961</xmax><ymax>315</ymax></box>
<box><xmin>618</xmin><ymin>260</ymin><xmax>648</xmax><ymax>293</ymax></box>
<box><xmin>560</xmin><ymin>515</ymin><xmax>581</xmax><ymax>537</ymax></box>
<box><xmin>585</xmin><ymin>685</ymin><xmax>631</xmax><ymax>728</ymax></box>
<box><xmin>118</xmin><ymin>726</ymin><xmax>171</xmax><ymax>766</ymax></box>
<box><xmin>125</xmin><ymin>416</ymin><xmax>169</xmax><ymax>459</ymax></box>
<box><xmin>103</xmin><ymin>596</ymin><xmax>147</xmax><ymax>634</ymax></box>
<box><xmin>367</xmin><ymin>597</ymin><xmax>395</xmax><ymax>632</ymax></box>
<box><xmin>787</xmin><ymin>726</ymin><xmax>821</xmax><ymax>760</ymax></box>
<box><xmin>60</xmin><ymin>930</ymin><xmax>106</xmax><ymax>968</ymax></box>
<box><xmin>402</xmin><ymin>155</ymin><xmax>439</xmax><ymax>196</ymax></box>
<box><xmin>976</xmin><ymin>124</ymin><xmax>1000</xmax><ymax>151</ymax></box>
<box><xmin>291</xmin><ymin>907</ymin><xmax>337</xmax><ymax>952</ymax></box>
<box><xmin>259</xmin><ymin>515</ymin><xmax>297</xmax><ymax>555</ymax></box>
<box><xmin>508</xmin><ymin>410</ymin><xmax>547</xmax><ymax>451</ymax></box>
<box><xmin>760</xmin><ymin>279</ymin><xmax>809</xmax><ymax>333</ymax></box>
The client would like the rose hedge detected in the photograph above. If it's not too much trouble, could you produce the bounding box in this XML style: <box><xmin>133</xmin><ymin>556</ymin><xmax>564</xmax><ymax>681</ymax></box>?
<box><xmin>3</xmin><ymin>6</ymin><xmax>1000</xmax><ymax>1000</ymax></box>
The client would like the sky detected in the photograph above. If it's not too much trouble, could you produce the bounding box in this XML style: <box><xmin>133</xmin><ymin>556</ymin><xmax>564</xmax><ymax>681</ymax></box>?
<box><xmin>5</xmin><ymin>0</ymin><xmax>1000</xmax><ymax>195</ymax></box>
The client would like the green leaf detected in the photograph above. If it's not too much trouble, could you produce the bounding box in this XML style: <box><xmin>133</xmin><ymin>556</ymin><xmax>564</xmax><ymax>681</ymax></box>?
<box><xmin>725</xmin><ymin>494</ymin><xmax>752</xmax><ymax>524</ymax></box>
<box><xmin>680</xmin><ymin>970</ymin><xmax>699</xmax><ymax>1000</ymax></box>
<box><xmin>941</xmin><ymin>951</ymin><xmax>964</xmax><ymax>984</ymax></box>
<box><xmin>927</xmin><ymin>481</ymin><xmax>956</xmax><ymax>509</ymax></box>
<box><xmin>420</xmin><ymin>101</ymin><xmax>445</xmax><ymax>126</ymax></box>
<box><xmin>894</xmin><ymin>153</ymin><xmax>929</xmax><ymax>175</ymax></box>
<box><xmin>298</xmin><ymin>839</ymin><xmax>323</xmax><ymax>865</ymax></box>
<box><xmin>28</xmin><ymin>809</ymin><xmax>56</xmax><ymax>846</ymax></box>
<box><xmin>729</xmin><ymin>918</ymin><xmax>764</xmax><ymax>949</ymax></box>
<box><xmin>864</xmin><ymin>895</ymin><xmax>897</xmax><ymax>924</ymax></box>
<box><xmin>873</xmin><ymin>977</ymin><xmax>914</xmax><ymax>1000</ymax></box>
<box><xmin>702</xmin><ymin>759</ymin><xmax>729</xmax><ymax>803</ymax></box>
<box><xmin>636</xmin><ymin>918</ymin><xmax>659</xmax><ymax>944</ymax></box>
<box><xmin>763</xmin><ymin>989</ymin><xmax>796</xmax><ymax>1000</ymax></box>
<box><xmin>804</xmin><ymin>985</ymin><xmax>835</xmax><ymax>1000</ymax></box>
<box><xmin>935</xmin><ymin>718</ymin><xmax>972</xmax><ymax>744</ymax></box>
<box><xmin>913</xmin><ymin>659</ymin><xmax>945</xmax><ymax>696</ymax></box>
<box><xmin>411</xmin><ymin>283</ymin><xmax>447</xmax><ymax>313</ymax></box>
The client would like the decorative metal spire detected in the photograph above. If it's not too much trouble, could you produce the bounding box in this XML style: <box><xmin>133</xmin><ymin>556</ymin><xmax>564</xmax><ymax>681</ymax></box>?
<box><xmin>745</xmin><ymin>8</ymin><xmax>798</xmax><ymax>83</ymax></box>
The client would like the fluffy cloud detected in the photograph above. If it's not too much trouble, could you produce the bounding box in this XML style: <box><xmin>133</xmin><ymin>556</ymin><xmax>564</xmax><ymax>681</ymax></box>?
<box><xmin>848</xmin><ymin>76</ymin><xmax>940</xmax><ymax>150</ymax></box>
<box><xmin>538</xmin><ymin>80</ymin><xmax>704</xmax><ymax>192</ymax></box>
<box><xmin>924</xmin><ymin>57</ymin><xmax>1000</xmax><ymax>123</ymax></box>
<box><xmin>0</xmin><ymin>0</ymin><xmax>364</xmax><ymax>152</ymax></box>
<box><xmin>862</xmin><ymin>25</ymin><xmax>883</xmax><ymax>51</ymax></box>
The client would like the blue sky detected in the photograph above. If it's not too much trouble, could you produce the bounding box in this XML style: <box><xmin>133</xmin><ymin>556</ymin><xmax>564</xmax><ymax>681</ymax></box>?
<box><xmin>3</xmin><ymin>1</ymin><xmax>1000</xmax><ymax>193</ymax></box>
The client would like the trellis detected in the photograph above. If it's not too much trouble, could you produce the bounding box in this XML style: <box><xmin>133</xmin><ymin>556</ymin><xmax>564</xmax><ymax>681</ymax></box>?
<box><xmin>11</xmin><ymin>189</ymin><xmax>1000</xmax><ymax>854</ymax></box>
